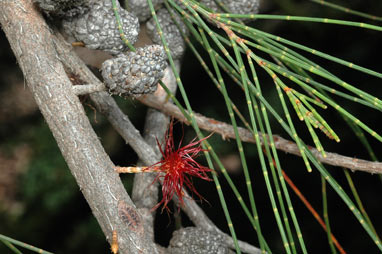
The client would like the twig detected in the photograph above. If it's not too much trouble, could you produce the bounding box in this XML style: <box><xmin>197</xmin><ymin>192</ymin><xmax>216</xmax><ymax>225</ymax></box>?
<box><xmin>73</xmin><ymin>83</ymin><xmax>106</xmax><ymax>95</ymax></box>
<box><xmin>130</xmin><ymin>63</ymin><xmax>180</xmax><ymax>241</ymax></box>
<box><xmin>138</xmin><ymin>94</ymin><xmax>382</xmax><ymax>175</ymax></box>
<box><xmin>0</xmin><ymin>1</ymin><xmax>157</xmax><ymax>254</ymax></box>
<box><xmin>56</xmin><ymin>33</ymin><xmax>262</xmax><ymax>253</ymax></box>
<box><xmin>281</xmin><ymin>171</ymin><xmax>346</xmax><ymax>254</ymax></box>
<box><xmin>72</xmin><ymin>83</ymin><xmax>382</xmax><ymax>175</ymax></box>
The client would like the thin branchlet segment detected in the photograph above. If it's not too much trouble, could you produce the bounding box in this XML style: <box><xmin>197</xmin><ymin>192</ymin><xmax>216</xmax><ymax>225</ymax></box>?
<box><xmin>128</xmin><ymin>0</ymin><xmax>164</xmax><ymax>22</ymax></box>
<box><xmin>147</xmin><ymin>8</ymin><xmax>189</xmax><ymax>60</ymax></box>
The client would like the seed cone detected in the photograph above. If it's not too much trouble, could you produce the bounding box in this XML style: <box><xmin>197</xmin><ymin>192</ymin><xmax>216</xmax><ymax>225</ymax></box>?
<box><xmin>128</xmin><ymin>0</ymin><xmax>164</xmax><ymax>22</ymax></box>
<box><xmin>33</xmin><ymin>0</ymin><xmax>89</xmax><ymax>18</ymax></box>
<box><xmin>174</xmin><ymin>0</ymin><xmax>260</xmax><ymax>23</ymax></box>
<box><xmin>62</xmin><ymin>0</ymin><xmax>139</xmax><ymax>55</ymax></box>
<box><xmin>201</xmin><ymin>0</ymin><xmax>260</xmax><ymax>15</ymax></box>
<box><xmin>101</xmin><ymin>45</ymin><xmax>167</xmax><ymax>96</ymax></box>
<box><xmin>169</xmin><ymin>227</ymin><xmax>231</xmax><ymax>254</ymax></box>
<box><xmin>146</xmin><ymin>8</ymin><xmax>188</xmax><ymax>60</ymax></box>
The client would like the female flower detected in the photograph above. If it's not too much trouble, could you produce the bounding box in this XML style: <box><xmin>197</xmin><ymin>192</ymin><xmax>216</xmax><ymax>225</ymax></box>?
<box><xmin>116</xmin><ymin>121</ymin><xmax>212</xmax><ymax>212</ymax></box>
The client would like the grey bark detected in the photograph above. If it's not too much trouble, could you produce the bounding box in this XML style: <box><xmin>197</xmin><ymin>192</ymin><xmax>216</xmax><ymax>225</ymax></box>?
<box><xmin>0</xmin><ymin>1</ymin><xmax>262</xmax><ymax>253</ymax></box>
<box><xmin>54</xmin><ymin>23</ymin><xmax>263</xmax><ymax>254</ymax></box>
<box><xmin>131</xmin><ymin>63</ymin><xmax>180</xmax><ymax>241</ymax></box>
<box><xmin>53</xmin><ymin>28</ymin><xmax>261</xmax><ymax>254</ymax></box>
<box><xmin>0</xmin><ymin>1</ymin><xmax>157</xmax><ymax>253</ymax></box>
<box><xmin>73</xmin><ymin>81</ymin><xmax>382</xmax><ymax>175</ymax></box>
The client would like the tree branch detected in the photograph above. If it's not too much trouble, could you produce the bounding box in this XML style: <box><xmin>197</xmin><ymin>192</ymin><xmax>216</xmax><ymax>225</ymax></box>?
<box><xmin>138</xmin><ymin>94</ymin><xmax>382</xmax><ymax>175</ymax></box>
<box><xmin>72</xmin><ymin>82</ymin><xmax>382</xmax><ymax>175</ymax></box>
<box><xmin>73</xmin><ymin>83</ymin><xmax>106</xmax><ymax>95</ymax></box>
<box><xmin>130</xmin><ymin>61</ymin><xmax>180</xmax><ymax>241</ymax></box>
<box><xmin>0</xmin><ymin>1</ymin><xmax>157</xmax><ymax>253</ymax></box>
<box><xmin>54</xmin><ymin>31</ymin><xmax>262</xmax><ymax>253</ymax></box>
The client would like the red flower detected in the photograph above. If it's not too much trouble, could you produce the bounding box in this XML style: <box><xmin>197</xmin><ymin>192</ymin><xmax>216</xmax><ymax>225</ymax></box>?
<box><xmin>147</xmin><ymin>121</ymin><xmax>212</xmax><ymax>212</ymax></box>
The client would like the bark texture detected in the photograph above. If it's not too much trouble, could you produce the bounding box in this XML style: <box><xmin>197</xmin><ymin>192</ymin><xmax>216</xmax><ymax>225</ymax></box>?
<box><xmin>0</xmin><ymin>1</ymin><xmax>157</xmax><ymax>253</ymax></box>
<box><xmin>0</xmin><ymin>1</ymin><xmax>262</xmax><ymax>253</ymax></box>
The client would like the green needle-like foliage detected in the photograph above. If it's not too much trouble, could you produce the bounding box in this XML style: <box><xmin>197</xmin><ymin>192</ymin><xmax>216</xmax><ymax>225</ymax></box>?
<box><xmin>321</xmin><ymin>176</ymin><xmax>337</xmax><ymax>254</ymax></box>
<box><xmin>116</xmin><ymin>0</ymin><xmax>382</xmax><ymax>253</ymax></box>
<box><xmin>0</xmin><ymin>234</ymin><xmax>53</xmax><ymax>254</ymax></box>
<box><xmin>159</xmin><ymin>0</ymin><xmax>381</xmax><ymax>252</ymax></box>
<box><xmin>311</xmin><ymin>0</ymin><xmax>382</xmax><ymax>21</ymax></box>
<box><xmin>5</xmin><ymin>0</ymin><xmax>381</xmax><ymax>253</ymax></box>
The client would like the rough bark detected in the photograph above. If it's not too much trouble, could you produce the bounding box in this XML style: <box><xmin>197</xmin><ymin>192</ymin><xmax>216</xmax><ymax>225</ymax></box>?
<box><xmin>0</xmin><ymin>1</ymin><xmax>157</xmax><ymax>253</ymax></box>
<box><xmin>131</xmin><ymin>63</ymin><xmax>180</xmax><ymax>241</ymax></box>
<box><xmin>0</xmin><ymin>1</ymin><xmax>263</xmax><ymax>253</ymax></box>
<box><xmin>53</xmin><ymin>28</ymin><xmax>261</xmax><ymax>254</ymax></box>
<box><xmin>138</xmin><ymin>94</ymin><xmax>382</xmax><ymax>175</ymax></box>
<box><xmin>73</xmin><ymin>82</ymin><xmax>382</xmax><ymax>175</ymax></box>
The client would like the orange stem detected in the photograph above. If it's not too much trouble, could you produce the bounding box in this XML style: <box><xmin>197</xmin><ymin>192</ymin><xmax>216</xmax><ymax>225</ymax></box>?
<box><xmin>282</xmin><ymin>170</ymin><xmax>346</xmax><ymax>254</ymax></box>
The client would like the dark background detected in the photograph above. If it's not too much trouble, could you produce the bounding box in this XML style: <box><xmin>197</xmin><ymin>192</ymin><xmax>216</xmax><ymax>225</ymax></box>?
<box><xmin>1</xmin><ymin>0</ymin><xmax>382</xmax><ymax>253</ymax></box>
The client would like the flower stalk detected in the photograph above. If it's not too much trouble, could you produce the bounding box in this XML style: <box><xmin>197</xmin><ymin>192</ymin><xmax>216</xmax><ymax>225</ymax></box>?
<box><xmin>115</xmin><ymin>166</ymin><xmax>158</xmax><ymax>173</ymax></box>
